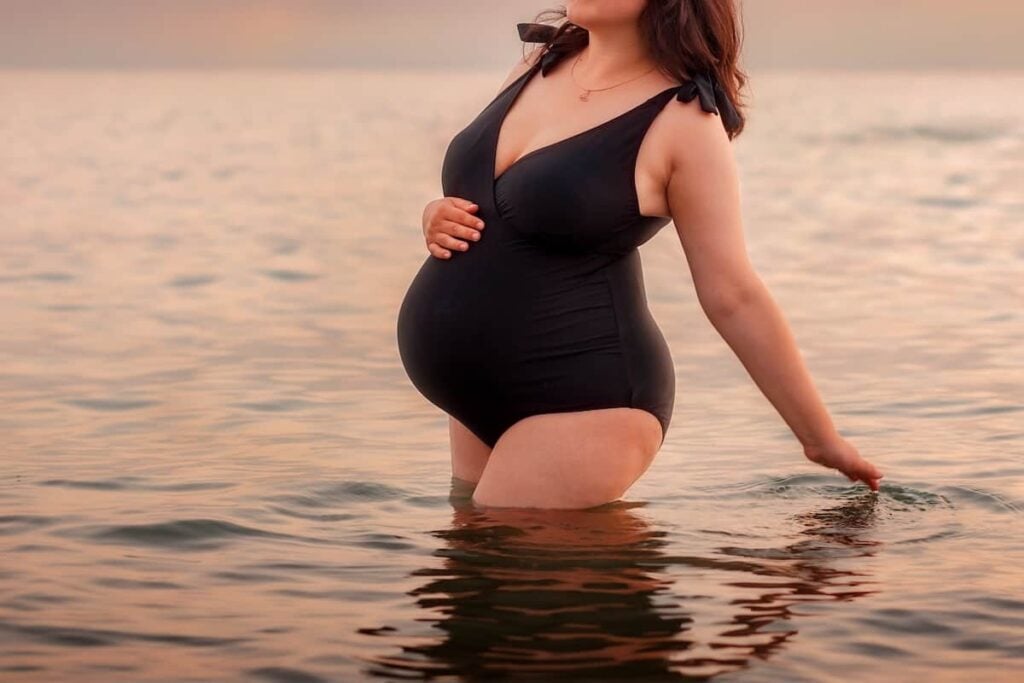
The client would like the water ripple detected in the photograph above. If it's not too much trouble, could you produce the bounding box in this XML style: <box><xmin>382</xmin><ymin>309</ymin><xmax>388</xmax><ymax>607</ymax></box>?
<box><xmin>247</xmin><ymin>666</ymin><xmax>328</xmax><ymax>683</ymax></box>
<box><xmin>0</xmin><ymin>620</ymin><xmax>248</xmax><ymax>648</ymax></box>
<box><xmin>57</xmin><ymin>518</ymin><xmax>329</xmax><ymax>550</ymax></box>
<box><xmin>269</xmin><ymin>481</ymin><xmax>409</xmax><ymax>509</ymax></box>
<box><xmin>61</xmin><ymin>398</ymin><xmax>159</xmax><ymax>411</ymax></box>
<box><xmin>38</xmin><ymin>478</ymin><xmax>234</xmax><ymax>492</ymax></box>
<box><xmin>0</xmin><ymin>515</ymin><xmax>66</xmax><ymax>536</ymax></box>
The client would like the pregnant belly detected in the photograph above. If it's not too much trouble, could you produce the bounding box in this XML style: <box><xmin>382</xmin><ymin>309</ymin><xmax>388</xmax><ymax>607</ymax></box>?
<box><xmin>396</xmin><ymin>254</ymin><xmax>624</xmax><ymax>407</ymax></box>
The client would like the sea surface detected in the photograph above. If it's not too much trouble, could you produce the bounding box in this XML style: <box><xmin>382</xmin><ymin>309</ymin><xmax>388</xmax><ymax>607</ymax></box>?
<box><xmin>1</xmin><ymin>68</ymin><xmax>1022</xmax><ymax>682</ymax></box>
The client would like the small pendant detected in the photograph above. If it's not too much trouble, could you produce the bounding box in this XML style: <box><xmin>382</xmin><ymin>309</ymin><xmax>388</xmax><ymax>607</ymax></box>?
<box><xmin>579</xmin><ymin>90</ymin><xmax>590</xmax><ymax>101</ymax></box>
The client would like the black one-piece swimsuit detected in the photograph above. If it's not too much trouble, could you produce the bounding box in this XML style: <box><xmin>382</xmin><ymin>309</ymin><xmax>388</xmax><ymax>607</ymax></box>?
<box><xmin>396</xmin><ymin>41</ymin><xmax>721</xmax><ymax>449</ymax></box>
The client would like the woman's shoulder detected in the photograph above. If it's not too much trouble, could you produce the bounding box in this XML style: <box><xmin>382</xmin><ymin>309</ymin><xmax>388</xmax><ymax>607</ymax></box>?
<box><xmin>657</xmin><ymin>72</ymin><xmax>738</xmax><ymax>147</ymax></box>
<box><xmin>498</xmin><ymin>21</ymin><xmax>560</xmax><ymax>89</ymax></box>
<box><xmin>493</xmin><ymin>45</ymin><xmax>543</xmax><ymax>97</ymax></box>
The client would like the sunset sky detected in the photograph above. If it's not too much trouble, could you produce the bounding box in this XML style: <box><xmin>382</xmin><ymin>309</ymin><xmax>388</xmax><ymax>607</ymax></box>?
<box><xmin>1</xmin><ymin>0</ymin><xmax>1022</xmax><ymax>69</ymax></box>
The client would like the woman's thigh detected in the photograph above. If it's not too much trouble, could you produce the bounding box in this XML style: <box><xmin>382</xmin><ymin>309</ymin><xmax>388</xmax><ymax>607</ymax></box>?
<box><xmin>449</xmin><ymin>416</ymin><xmax>492</xmax><ymax>485</ymax></box>
<box><xmin>471</xmin><ymin>407</ymin><xmax>664</xmax><ymax>510</ymax></box>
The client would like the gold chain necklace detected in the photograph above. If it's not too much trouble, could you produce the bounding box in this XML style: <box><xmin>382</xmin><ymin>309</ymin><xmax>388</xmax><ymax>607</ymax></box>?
<box><xmin>569</xmin><ymin>50</ymin><xmax>657</xmax><ymax>101</ymax></box>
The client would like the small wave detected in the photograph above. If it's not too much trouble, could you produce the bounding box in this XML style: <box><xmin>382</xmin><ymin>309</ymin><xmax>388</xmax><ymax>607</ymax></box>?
<box><xmin>823</xmin><ymin>122</ymin><xmax>1012</xmax><ymax>145</ymax></box>
<box><xmin>270</xmin><ymin>480</ymin><xmax>408</xmax><ymax>509</ymax></box>
<box><xmin>248</xmin><ymin>666</ymin><xmax>329</xmax><ymax>683</ymax></box>
<box><xmin>936</xmin><ymin>485</ymin><xmax>1022</xmax><ymax>514</ymax></box>
<box><xmin>744</xmin><ymin>473</ymin><xmax>883</xmax><ymax>499</ymax></box>
<box><xmin>0</xmin><ymin>515</ymin><xmax>64</xmax><ymax>536</ymax></box>
<box><xmin>889</xmin><ymin>528</ymin><xmax>962</xmax><ymax>545</ymax></box>
<box><xmin>230</xmin><ymin>399</ymin><xmax>316</xmax><ymax>412</ymax></box>
<box><xmin>39</xmin><ymin>477</ymin><xmax>233</xmax><ymax>492</ymax></box>
<box><xmin>261</xmin><ymin>268</ymin><xmax>320</xmax><ymax>282</ymax></box>
<box><xmin>839</xmin><ymin>397</ymin><xmax>1021</xmax><ymax>418</ymax></box>
<box><xmin>267</xmin><ymin>506</ymin><xmax>360</xmax><ymax>522</ymax></box>
<box><xmin>167</xmin><ymin>274</ymin><xmax>218</xmax><ymax>288</ymax></box>
<box><xmin>0</xmin><ymin>620</ymin><xmax>247</xmax><ymax>648</ymax></box>
<box><xmin>915</xmin><ymin>196</ymin><xmax>981</xmax><ymax>209</ymax></box>
<box><xmin>94</xmin><ymin>577</ymin><xmax>184</xmax><ymax>590</ymax></box>
<box><xmin>268</xmin><ymin>236</ymin><xmax>302</xmax><ymax>255</ymax></box>
<box><xmin>677</xmin><ymin>473</ymin><xmax>879</xmax><ymax>500</ymax></box>
<box><xmin>63</xmin><ymin>518</ymin><xmax>326</xmax><ymax>550</ymax></box>
<box><xmin>405</xmin><ymin>494</ymin><xmax>454</xmax><ymax>508</ymax></box>
<box><xmin>44</xmin><ymin>303</ymin><xmax>89</xmax><ymax>312</ymax></box>
<box><xmin>348</xmin><ymin>532</ymin><xmax>417</xmax><ymax>551</ymax></box>
<box><xmin>31</xmin><ymin>271</ymin><xmax>76</xmax><ymax>282</ymax></box>
<box><xmin>61</xmin><ymin>397</ymin><xmax>159</xmax><ymax>411</ymax></box>
<box><xmin>854</xmin><ymin>607</ymin><xmax>959</xmax><ymax>636</ymax></box>
<box><xmin>878</xmin><ymin>485</ymin><xmax>950</xmax><ymax>511</ymax></box>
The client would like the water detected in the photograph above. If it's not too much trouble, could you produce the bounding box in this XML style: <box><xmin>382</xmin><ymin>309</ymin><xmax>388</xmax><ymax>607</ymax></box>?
<box><xmin>1</xmin><ymin>68</ymin><xmax>1022</xmax><ymax>681</ymax></box>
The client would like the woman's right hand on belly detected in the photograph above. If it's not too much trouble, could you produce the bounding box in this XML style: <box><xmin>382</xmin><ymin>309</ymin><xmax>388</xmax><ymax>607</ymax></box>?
<box><xmin>422</xmin><ymin>197</ymin><xmax>486</xmax><ymax>259</ymax></box>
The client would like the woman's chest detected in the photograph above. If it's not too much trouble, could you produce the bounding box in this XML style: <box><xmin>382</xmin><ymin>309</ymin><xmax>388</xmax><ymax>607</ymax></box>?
<box><xmin>441</xmin><ymin>106</ymin><xmax>671</xmax><ymax>255</ymax></box>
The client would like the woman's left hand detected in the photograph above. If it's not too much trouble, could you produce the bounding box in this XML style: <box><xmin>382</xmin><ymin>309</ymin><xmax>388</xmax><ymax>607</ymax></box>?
<box><xmin>803</xmin><ymin>436</ymin><xmax>884</xmax><ymax>492</ymax></box>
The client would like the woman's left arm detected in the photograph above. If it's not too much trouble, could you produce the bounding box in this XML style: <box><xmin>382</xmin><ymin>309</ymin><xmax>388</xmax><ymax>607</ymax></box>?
<box><xmin>662</xmin><ymin>103</ymin><xmax>884</xmax><ymax>492</ymax></box>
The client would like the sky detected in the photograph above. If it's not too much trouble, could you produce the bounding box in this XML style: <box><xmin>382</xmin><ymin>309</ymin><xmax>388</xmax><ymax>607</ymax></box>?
<box><xmin>0</xmin><ymin>0</ymin><xmax>1022</xmax><ymax>69</ymax></box>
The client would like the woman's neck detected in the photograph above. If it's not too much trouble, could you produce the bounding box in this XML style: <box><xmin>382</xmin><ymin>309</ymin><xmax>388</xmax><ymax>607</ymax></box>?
<box><xmin>574</xmin><ymin>24</ymin><xmax>654</xmax><ymax>84</ymax></box>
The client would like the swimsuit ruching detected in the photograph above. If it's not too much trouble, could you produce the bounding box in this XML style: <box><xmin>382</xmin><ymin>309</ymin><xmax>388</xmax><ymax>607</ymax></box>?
<box><xmin>397</xmin><ymin>33</ymin><xmax>722</xmax><ymax>449</ymax></box>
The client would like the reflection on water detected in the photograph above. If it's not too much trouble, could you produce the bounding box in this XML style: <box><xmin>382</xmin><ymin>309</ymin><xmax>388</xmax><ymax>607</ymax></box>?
<box><xmin>359</xmin><ymin>483</ymin><xmax>883</xmax><ymax>679</ymax></box>
<box><xmin>0</xmin><ymin>68</ymin><xmax>1022</xmax><ymax>680</ymax></box>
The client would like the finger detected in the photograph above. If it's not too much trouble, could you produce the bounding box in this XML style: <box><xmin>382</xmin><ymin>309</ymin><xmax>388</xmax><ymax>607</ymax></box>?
<box><xmin>435</xmin><ymin>233</ymin><xmax>470</xmax><ymax>252</ymax></box>
<box><xmin>861</xmin><ymin>472</ymin><xmax>882</xmax><ymax>490</ymax></box>
<box><xmin>458</xmin><ymin>212</ymin><xmax>486</xmax><ymax>232</ymax></box>
<box><xmin>427</xmin><ymin>242</ymin><xmax>451</xmax><ymax>259</ymax></box>
<box><xmin>439</xmin><ymin>219</ymin><xmax>482</xmax><ymax>242</ymax></box>
<box><xmin>440</xmin><ymin>204</ymin><xmax>486</xmax><ymax>231</ymax></box>
<box><xmin>858</xmin><ymin>460</ymin><xmax>883</xmax><ymax>482</ymax></box>
<box><xmin>447</xmin><ymin>197</ymin><xmax>479</xmax><ymax>213</ymax></box>
<box><xmin>424</xmin><ymin>222</ymin><xmax>464</xmax><ymax>245</ymax></box>
<box><xmin>451</xmin><ymin>209</ymin><xmax>486</xmax><ymax>231</ymax></box>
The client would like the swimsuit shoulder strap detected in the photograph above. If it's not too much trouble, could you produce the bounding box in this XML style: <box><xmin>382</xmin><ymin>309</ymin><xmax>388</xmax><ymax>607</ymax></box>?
<box><xmin>671</xmin><ymin>72</ymin><xmax>742</xmax><ymax>130</ymax></box>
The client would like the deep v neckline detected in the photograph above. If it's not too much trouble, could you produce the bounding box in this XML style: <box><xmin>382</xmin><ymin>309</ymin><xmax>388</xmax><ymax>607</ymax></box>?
<box><xmin>491</xmin><ymin>60</ymin><xmax>683</xmax><ymax>187</ymax></box>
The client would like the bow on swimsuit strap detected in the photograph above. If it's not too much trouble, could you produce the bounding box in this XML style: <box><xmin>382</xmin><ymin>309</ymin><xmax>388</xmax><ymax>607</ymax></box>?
<box><xmin>517</xmin><ymin>21</ymin><xmax>559</xmax><ymax>43</ymax></box>
<box><xmin>677</xmin><ymin>71</ymin><xmax>743</xmax><ymax>131</ymax></box>
<box><xmin>516</xmin><ymin>21</ymin><xmax>742</xmax><ymax>131</ymax></box>
<box><xmin>516</xmin><ymin>22</ymin><xmax>573</xmax><ymax>77</ymax></box>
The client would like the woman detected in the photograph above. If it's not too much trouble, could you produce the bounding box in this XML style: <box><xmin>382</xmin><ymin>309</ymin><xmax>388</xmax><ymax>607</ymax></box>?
<box><xmin>396</xmin><ymin>0</ymin><xmax>884</xmax><ymax>509</ymax></box>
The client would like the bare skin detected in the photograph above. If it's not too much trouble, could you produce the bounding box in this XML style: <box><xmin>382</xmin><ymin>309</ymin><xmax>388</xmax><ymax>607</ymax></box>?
<box><xmin>426</xmin><ymin>0</ymin><xmax>884</xmax><ymax>508</ymax></box>
<box><xmin>422</xmin><ymin>196</ymin><xmax>483</xmax><ymax>260</ymax></box>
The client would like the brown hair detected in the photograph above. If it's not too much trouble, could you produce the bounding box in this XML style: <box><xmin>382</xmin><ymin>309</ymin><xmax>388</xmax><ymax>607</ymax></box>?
<box><xmin>523</xmin><ymin>1</ymin><xmax>748</xmax><ymax>139</ymax></box>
